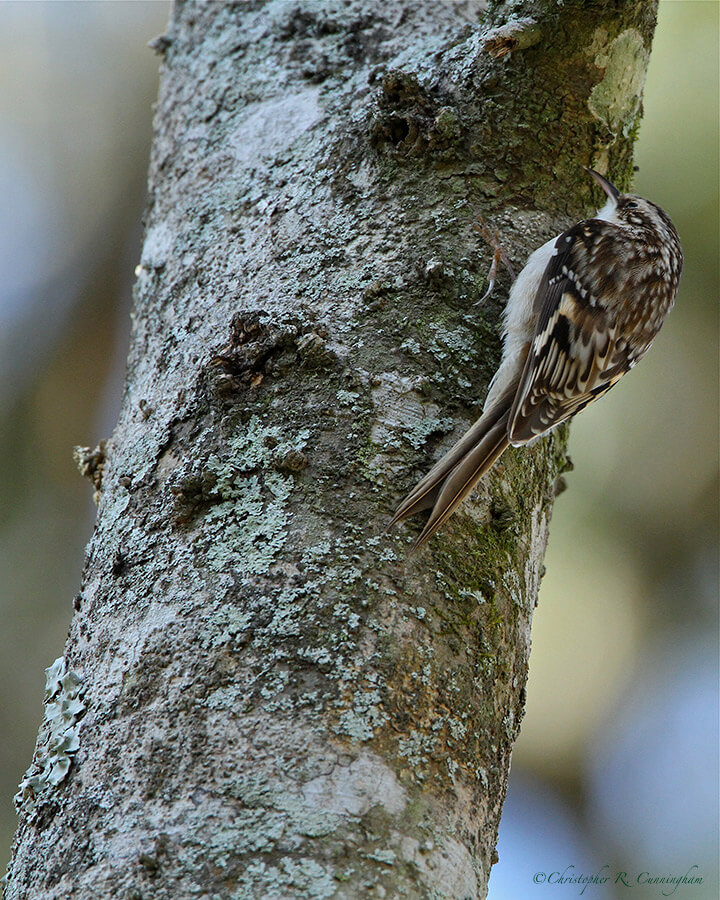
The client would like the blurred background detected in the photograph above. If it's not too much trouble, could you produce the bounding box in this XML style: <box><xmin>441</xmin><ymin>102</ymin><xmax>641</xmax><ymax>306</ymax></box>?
<box><xmin>0</xmin><ymin>2</ymin><xmax>716</xmax><ymax>895</ymax></box>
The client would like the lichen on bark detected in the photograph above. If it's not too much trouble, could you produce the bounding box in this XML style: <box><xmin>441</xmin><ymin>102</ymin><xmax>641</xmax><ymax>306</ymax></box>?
<box><xmin>5</xmin><ymin>1</ymin><xmax>658</xmax><ymax>898</ymax></box>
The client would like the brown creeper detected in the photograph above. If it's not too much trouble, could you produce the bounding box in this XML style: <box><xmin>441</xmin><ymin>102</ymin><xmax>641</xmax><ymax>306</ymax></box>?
<box><xmin>391</xmin><ymin>168</ymin><xmax>683</xmax><ymax>548</ymax></box>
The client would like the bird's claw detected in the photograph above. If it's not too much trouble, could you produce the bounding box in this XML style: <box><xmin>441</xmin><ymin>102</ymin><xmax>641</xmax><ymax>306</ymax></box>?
<box><xmin>473</xmin><ymin>214</ymin><xmax>516</xmax><ymax>304</ymax></box>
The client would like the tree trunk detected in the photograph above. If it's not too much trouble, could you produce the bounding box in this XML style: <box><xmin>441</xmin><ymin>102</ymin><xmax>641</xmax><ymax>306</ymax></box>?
<box><xmin>5</xmin><ymin>1</ymin><xmax>658</xmax><ymax>897</ymax></box>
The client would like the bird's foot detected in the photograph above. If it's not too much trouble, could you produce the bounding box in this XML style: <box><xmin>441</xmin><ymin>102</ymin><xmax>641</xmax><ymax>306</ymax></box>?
<box><xmin>473</xmin><ymin>214</ymin><xmax>516</xmax><ymax>303</ymax></box>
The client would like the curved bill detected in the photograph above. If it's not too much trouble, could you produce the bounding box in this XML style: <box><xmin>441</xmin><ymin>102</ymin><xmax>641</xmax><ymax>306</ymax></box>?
<box><xmin>584</xmin><ymin>167</ymin><xmax>620</xmax><ymax>201</ymax></box>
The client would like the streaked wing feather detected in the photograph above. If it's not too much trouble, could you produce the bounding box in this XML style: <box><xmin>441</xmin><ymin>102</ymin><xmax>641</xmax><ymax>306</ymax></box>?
<box><xmin>508</xmin><ymin>225</ymin><xmax>635</xmax><ymax>444</ymax></box>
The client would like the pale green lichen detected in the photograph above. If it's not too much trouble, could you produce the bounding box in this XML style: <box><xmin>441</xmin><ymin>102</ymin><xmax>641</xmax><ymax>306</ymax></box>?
<box><xmin>273</xmin><ymin>793</ymin><xmax>343</xmax><ymax>839</ymax></box>
<box><xmin>334</xmin><ymin>688</ymin><xmax>389</xmax><ymax>742</ymax></box>
<box><xmin>447</xmin><ymin>718</ymin><xmax>468</xmax><ymax>741</ymax></box>
<box><xmin>202</xmin><ymin>417</ymin><xmax>310</xmax><ymax>576</ymax></box>
<box><xmin>423</xmin><ymin>320</ymin><xmax>483</xmax><ymax>388</ymax></box>
<box><xmin>204</xmin><ymin>485</ymin><xmax>291</xmax><ymax>576</ymax></box>
<box><xmin>231</xmin><ymin>858</ymin><xmax>336</xmax><ymax>900</ymax></box>
<box><xmin>299</xmin><ymin>646</ymin><xmax>335</xmax><ymax>667</ymax></box>
<box><xmin>335</xmin><ymin>388</ymin><xmax>361</xmax><ymax>407</ymax></box>
<box><xmin>399</xmin><ymin>336</ymin><xmax>421</xmax><ymax>355</ymax></box>
<box><xmin>332</xmin><ymin>602</ymin><xmax>361</xmax><ymax>630</ymax></box>
<box><xmin>377</xmin><ymin>545</ymin><xmax>398</xmax><ymax>562</ymax></box>
<box><xmin>588</xmin><ymin>27</ymin><xmax>649</xmax><ymax>137</ymax></box>
<box><xmin>458</xmin><ymin>587</ymin><xmax>487</xmax><ymax>604</ymax></box>
<box><xmin>397</xmin><ymin>730</ymin><xmax>438</xmax><ymax>773</ymax></box>
<box><xmin>401</xmin><ymin>415</ymin><xmax>455</xmax><ymax>450</ymax></box>
<box><xmin>202</xmin><ymin>605</ymin><xmax>256</xmax><ymax>648</ymax></box>
<box><xmin>368</xmin><ymin>849</ymin><xmax>396</xmax><ymax>865</ymax></box>
<box><xmin>204</xmin><ymin>686</ymin><xmax>240</xmax><ymax>710</ymax></box>
<box><xmin>14</xmin><ymin>657</ymin><xmax>86</xmax><ymax>810</ymax></box>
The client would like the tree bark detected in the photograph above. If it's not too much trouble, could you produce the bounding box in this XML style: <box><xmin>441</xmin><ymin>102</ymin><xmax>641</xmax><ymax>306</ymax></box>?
<box><xmin>5</xmin><ymin>1</ymin><xmax>658</xmax><ymax>897</ymax></box>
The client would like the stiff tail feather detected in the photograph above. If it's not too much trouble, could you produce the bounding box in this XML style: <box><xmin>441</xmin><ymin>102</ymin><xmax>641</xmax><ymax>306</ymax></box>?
<box><xmin>390</xmin><ymin>398</ymin><xmax>513</xmax><ymax>549</ymax></box>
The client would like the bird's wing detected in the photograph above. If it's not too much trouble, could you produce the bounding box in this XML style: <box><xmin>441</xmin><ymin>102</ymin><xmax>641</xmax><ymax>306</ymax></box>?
<box><xmin>508</xmin><ymin>222</ymin><xmax>638</xmax><ymax>444</ymax></box>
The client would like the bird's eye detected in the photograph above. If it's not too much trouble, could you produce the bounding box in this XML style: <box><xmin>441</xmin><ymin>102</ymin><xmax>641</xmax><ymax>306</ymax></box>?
<box><xmin>625</xmin><ymin>201</ymin><xmax>639</xmax><ymax>209</ymax></box>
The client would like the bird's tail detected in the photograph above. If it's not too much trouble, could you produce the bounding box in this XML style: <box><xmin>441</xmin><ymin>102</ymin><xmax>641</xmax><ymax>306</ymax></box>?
<box><xmin>389</xmin><ymin>398</ymin><xmax>512</xmax><ymax>549</ymax></box>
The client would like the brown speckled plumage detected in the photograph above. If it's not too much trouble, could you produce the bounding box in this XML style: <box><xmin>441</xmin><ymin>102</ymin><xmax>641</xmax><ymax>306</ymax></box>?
<box><xmin>391</xmin><ymin>169</ymin><xmax>683</xmax><ymax>548</ymax></box>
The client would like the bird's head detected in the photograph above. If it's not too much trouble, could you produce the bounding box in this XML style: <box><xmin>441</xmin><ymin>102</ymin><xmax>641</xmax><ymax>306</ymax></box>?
<box><xmin>586</xmin><ymin>167</ymin><xmax>679</xmax><ymax>239</ymax></box>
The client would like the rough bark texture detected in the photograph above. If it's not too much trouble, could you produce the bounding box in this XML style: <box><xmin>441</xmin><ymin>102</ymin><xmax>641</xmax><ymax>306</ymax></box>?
<box><xmin>6</xmin><ymin>1</ymin><xmax>657</xmax><ymax>897</ymax></box>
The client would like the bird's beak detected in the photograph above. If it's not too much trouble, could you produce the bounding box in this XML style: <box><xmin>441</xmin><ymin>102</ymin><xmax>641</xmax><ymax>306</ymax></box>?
<box><xmin>585</xmin><ymin>167</ymin><xmax>620</xmax><ymax>202</ymax></box>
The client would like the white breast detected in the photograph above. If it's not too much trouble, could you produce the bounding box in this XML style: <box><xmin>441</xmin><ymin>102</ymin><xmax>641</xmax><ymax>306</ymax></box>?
<box><xmin>483</xmin><ymin>235</ymin><xmax>558</xmax><ymax>412</ymax></box>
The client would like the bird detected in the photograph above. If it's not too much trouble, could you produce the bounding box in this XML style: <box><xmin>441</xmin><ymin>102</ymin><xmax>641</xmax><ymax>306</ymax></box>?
<box><xmin>390</xmin><ymin>168</ymin><xmax>683</xmax><ymax>549</ymax></box>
